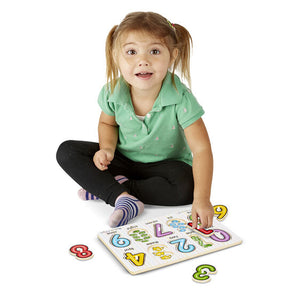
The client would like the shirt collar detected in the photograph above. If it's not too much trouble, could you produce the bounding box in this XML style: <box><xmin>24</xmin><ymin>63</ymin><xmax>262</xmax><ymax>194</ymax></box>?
<box><xmin>156</xmin><ymin>72</ymin><xmax>182</xmax><ymax>107</ymax></box>
<box><xmin>107</xmin><ymin>72</ymin><xmax>183</xmax><ymax>110</ymax></box>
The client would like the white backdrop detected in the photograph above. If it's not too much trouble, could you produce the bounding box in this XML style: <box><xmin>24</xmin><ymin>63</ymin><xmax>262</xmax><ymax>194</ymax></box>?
<box><xmin>1</xmin><ymin>0</ymin><xmax>299</xmax><ymax>298</ymax></box>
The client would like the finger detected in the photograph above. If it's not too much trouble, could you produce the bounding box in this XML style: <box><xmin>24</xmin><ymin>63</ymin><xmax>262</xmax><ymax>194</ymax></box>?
<box><xmin>99</xmin><ymin>161</ymin><xmax>109</xmax><ymax>169</ymax></box>
<box><xmin>207</xmin><ymin>215</ymin><xmax>214</xmax><ymax>228</ymax></box>
<box><xmin>102</xmin><ymin>157</ymin><xmax>111</xmax><ymax>166</ymax></box>
<box><xmin>93</xmin><ymin>156</ymin><xmax>101</xmax><ymax>170</ymax></box>
<box><xmin>99</xmin><ymin>163</ymin><xmax>108</xmax><ymax>171</ymax></box>
<box><xmin>98</xmin><ymin>153</ymin><xmax>111</xmax><ymax>168</ymax></box>
<box><xmin>106</xmin><ymin>152</ymin><xmax>114</xmax><ymax>162</ymax></box>
<box><xmin>199</xmin><ymin>215</ymin><xmax>208</xmax><ymax>229</ymax></box>
<box><xmin>98</xmin><ymin>152</ymin><xmax>107</xmax><ymax>163</ymax></box>
<box><xmin>94</xmin><ymin>156</ymin><xmax>108</xmax><ymax>171</ymax></box>
<box><xmin>192</xmin><ymin>210</ymin><xmax>198</xmax><ymax>229</ymax></box>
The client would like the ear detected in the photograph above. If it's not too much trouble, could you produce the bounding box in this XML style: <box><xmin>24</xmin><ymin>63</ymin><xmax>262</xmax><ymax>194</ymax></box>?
<box><xmin>169</xmin><ymin>48</ymin><xmax>179</xmax><ymax>67</ymax></box>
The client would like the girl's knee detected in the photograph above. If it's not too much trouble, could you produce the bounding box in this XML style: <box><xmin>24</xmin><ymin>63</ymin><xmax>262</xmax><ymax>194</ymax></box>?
<box><xmin>175</xmin><ymin>181</ymin><xmax>194</xmax><ymax>205</ymax></box>
<box><xmin>56</xmin><ymin>140</ymin><xmax>76</xmax><ymax>167</ymax></box>
<box><xmin>172</xmin><ymin>165</ymin><xmax>194</xmax><ymax>205</ymax></box>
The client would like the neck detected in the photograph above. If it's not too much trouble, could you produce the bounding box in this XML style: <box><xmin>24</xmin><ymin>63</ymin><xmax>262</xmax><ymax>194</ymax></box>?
<box><xmin>130</xmin><ymin>83</ymin><xmax>162</xmax><ymax>103</ymax></box>
<box><xmin>130</xmin><ymin>84</ymin><xmax>162</xmax><ymax>116</ymax></box>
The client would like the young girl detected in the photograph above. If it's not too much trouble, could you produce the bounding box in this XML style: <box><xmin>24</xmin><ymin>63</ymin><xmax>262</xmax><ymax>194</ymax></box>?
<box><xmin>56</xmin><ymin>11</ymin><xmax>214</xmax><ymax>229</ymax></box>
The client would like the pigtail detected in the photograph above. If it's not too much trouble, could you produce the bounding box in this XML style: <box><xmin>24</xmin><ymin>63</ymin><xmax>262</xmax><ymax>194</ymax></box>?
<box><xmin>105</xmin><ymin>25</ymin><xmax>119</xmax><ymax>93</ymax></box>
<box><xmin>172</xmin><ymin>24</ymin><xmax>193</xmax><ymax>87</ymax></box>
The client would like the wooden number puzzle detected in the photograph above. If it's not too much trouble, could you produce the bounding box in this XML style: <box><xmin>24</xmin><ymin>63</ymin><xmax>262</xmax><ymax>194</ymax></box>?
<box><xmin>98</xmin><ymin>209</ymin><xmax>242</xmax><ymax>275</ymax></box>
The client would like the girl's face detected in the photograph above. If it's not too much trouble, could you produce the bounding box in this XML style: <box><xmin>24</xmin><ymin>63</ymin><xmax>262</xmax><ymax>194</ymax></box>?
<box><xmin>115</xmin><ymin>31</ymin><xmax>178</xmax><ymax>96</ymax></box>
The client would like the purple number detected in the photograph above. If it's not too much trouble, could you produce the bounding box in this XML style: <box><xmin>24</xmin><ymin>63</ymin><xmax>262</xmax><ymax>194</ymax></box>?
<box><xmin>210</xmin><ymin>229</ymin><xmax>231</xmax><ymax>242</ymax></box>
<box><xmin>154</xmin><ymin>223</ymin><xmax>173</xmax><ymax>237</ymax></box>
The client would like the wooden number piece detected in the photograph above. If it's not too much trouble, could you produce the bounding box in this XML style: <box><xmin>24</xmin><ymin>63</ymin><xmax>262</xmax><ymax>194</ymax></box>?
<box><xmin>125</xmin><ymin>252</ymin><xmax>145</xmax><ymax>266</ymax></box>
<box><xmin>69</xmin><ymin>244</ymin><xmax>94</xmax><ymax>261</ymax></box>
<box><xmin>192</xmin><ymin>264</ymin><xmax>217</xmax><ymax>283</ymax></box>
<box><xmin>213</xmin><ymin>205</ymin><xmax>228</xmax><ymax>221</ymax></box>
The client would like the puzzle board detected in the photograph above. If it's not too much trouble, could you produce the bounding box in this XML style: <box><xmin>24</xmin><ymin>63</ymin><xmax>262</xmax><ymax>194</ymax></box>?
<box><xmin>97</xmin><ymin>209</ymin><xmax>242</xmax><ymax>275</ymax></box>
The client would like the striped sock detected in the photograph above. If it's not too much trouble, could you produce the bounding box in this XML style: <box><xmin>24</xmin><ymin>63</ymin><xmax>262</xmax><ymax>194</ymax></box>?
<box><xmin>78</xmin><ymin>188</ymin><xmax>100</xmax><ymax>200</ymax></box>
<box><xmin>114</xmin><ymin>175</ymin><xmax>129</xmax><ymax>184</ymax></box>
<box><xmin>77</xmin><ymin>175</ymin><xmax>129</xmax><ymax>201</ymax></box>
<box><xmin>108</xmin><ymin>194</ymin><xmax>144</xmax><ymax>228</ymax></box>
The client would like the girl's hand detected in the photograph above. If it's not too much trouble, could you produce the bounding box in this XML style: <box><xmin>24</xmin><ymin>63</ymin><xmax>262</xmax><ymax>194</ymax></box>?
<box><xmin>191</xmin><ymin>200</ymin><xmax>214</xmax><ymax>229</ymax></box>
<box><xmin>93</xmin><ymin>149</ymin><xmax>114</xmax><ymax>171</ymax></box>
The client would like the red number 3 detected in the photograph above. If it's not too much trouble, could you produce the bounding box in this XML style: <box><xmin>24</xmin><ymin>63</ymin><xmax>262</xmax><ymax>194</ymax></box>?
<box><xmin>69</xmin><ymin>244</ymin><xmax>94</xmax><ymax>260</ymax></box>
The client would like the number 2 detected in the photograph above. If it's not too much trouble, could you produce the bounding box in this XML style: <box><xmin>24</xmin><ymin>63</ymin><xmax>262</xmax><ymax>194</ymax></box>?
<box><xmin>169</xmin><ymin>238</ymin><xmax>195</xmax><ymax>253</ymax></box>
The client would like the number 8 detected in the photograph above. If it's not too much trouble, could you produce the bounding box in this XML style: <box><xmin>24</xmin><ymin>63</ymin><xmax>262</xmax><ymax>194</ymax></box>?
<box><xmin>69</xmin><ymin>244</ymin><xmax>93</xmax><ymax>260</ymax></box>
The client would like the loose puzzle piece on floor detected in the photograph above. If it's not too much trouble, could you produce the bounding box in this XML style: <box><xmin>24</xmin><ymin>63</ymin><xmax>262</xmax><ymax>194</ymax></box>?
<box><xmin>192</xmin><ymin>264</ymin><xmax>217</xmax><ymax>283</ymax></box>
<box><xmin>69</xmin><ymin>244</ymin><xmax>94</xmax><ymax>260</ymax></box>
<box><xmin>97</xmin><ymin>209</ymin><xmax>242</xmax><ymax>275</ymax></box>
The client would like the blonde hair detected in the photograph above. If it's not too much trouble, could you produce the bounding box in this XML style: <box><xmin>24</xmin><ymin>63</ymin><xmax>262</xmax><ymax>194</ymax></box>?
<box><xmin>105</xmin><ymin>11</ymin><xmax>192</xmax><ymax>93</ymax></box>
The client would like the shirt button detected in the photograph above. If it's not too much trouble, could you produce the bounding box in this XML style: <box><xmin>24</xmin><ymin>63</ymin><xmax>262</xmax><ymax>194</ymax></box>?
<box><xmin>146</xmin><ymin>113</ymin><xmax>151</xmax><ymax>118</ymax></box>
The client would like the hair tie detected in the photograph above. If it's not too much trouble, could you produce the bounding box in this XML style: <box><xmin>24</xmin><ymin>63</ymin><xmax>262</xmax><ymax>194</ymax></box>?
<box><xmin>167</xmin><ymin>20</ymin><xmax>176</xmax><ymax>31</ymax></box>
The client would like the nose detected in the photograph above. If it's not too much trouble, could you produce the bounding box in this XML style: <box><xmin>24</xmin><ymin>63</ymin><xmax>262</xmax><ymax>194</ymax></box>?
<box><xmin>138</xmin><ymin>54</ymin><xmax>150</xmax><ymax>67</ymax></box>
<box><xmin>139</xmin><ymin>62</ymin><xmax>149</xmax><ymax>66</ymax></box>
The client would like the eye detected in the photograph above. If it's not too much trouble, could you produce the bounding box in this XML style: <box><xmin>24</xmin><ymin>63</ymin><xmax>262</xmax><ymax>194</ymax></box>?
<box><xmin>126</xmin><ymin>49</ymin><xmax>136</xmax><ymax>55</ymax></box>
<box><xmin>150</xmin><ymin>49</ymin><xmax>160</xmax><ymax>55</ymax></box>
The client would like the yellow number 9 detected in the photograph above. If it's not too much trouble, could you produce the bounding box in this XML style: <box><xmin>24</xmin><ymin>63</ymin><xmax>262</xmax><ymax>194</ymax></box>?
<box><xmin>213</xmin><ymin>205</ymin><xmax>228</xmax><ymax>221</ymax></box>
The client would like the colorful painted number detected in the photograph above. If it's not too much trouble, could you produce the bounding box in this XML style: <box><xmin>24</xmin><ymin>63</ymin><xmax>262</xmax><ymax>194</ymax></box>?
<box><xmin>69</xmin><ymin>244</ymin><xmax>94</xmax><ymax>260</ymax></box>
<box><xmin>154</xmin><ymin>223</ymin><xmax>173</xmax><ymax>237</ymax></box>
<box><xmin>125</xmin><ymin>252</ymin><xmax>145</xmax><ymax>266</ymax></box>
<box><xmin>210</xmin><ymin>229</ymin><xmax>231</xmax><ymax>242</ymax></box>
<box><xmin>111</xmin><ymin>234</ymin><xmax>130</xmax><ymax>248</ymax></box>
<box><xmin>187</xmin><ymin>222</ymin><xmax>214</xmax><ymax>237</ymax></box>
<box><xmin>168</xmin><ymin>219</ymin><xmax>187</xmax><ymax>232</ymax></box>
<box><xmin>129</xmin><ymin>229</ymin><xmax>151</xmax><ymax>242</ymax></box>
<box><xmin>192</xmin><ymin>264</ymin><xmax>217</xmax><ymax>283</ymax></box>
<box><xmin>213</xmin><ymin>205</ymin><xmax>228</xmax><ymax>221</ymax></box>
<box><xmin>152</xmin><ymin>246</ymin><xmax>172</xmax><ymax>260</ymax></box>
<box><xmin>169</xmin><ymin>238</ymin><xmax>195</xmax><ymax>253</ymax></box>
<box><xmin>191</xmin><ymin>235</ymin><xmax>213</xmax><ymax>248</ymax></box>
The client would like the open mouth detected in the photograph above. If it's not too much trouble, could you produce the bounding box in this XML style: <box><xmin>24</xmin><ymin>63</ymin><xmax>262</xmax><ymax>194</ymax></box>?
<box><xmin>135</xmin><ymin>72</ymin><xmax>153</xmax><ymax>79</ymax></box>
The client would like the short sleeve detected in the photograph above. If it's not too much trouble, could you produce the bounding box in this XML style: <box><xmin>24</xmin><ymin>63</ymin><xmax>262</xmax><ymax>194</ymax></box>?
<box><xmin>97</xmin><ymin>85</ymin><xmax>115</xmax><ymax>116</ymax></box>
<box><xmin>176</xmin><ymin>90</ymin><xmax>205</xmax><ymax>129</ymax></box>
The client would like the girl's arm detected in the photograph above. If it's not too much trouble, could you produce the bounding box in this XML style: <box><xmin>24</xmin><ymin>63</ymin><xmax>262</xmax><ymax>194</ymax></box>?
<box><xmin>184</xmin><ymin>118</ymin><xmax>214</xmax><ymax>228</ymax></box>
<box><xmin>93</xmin><ymin>111</ymin><xmax>118</xmax><ymax>171</ymax></box>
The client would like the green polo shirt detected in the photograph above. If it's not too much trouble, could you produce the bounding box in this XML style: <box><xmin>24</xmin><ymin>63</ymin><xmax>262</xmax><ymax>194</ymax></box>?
<box><xmin>98</xmin><ymin>72</ymin><xmax>204</xmax><ymax>166</ymax></box>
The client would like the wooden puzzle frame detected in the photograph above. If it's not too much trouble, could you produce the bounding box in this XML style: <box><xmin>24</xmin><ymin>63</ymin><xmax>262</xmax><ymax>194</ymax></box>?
<box><xmin>98</xmin><ymin>209</ymin><xmax>242</xmax><ymax>275</ymax></box>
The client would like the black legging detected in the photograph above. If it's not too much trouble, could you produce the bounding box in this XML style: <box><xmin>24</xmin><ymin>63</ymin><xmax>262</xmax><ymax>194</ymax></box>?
<box><xmin>56</xmin><ymin>140</ymin><xmax>194</xmax><ymax>207</ymax></box>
